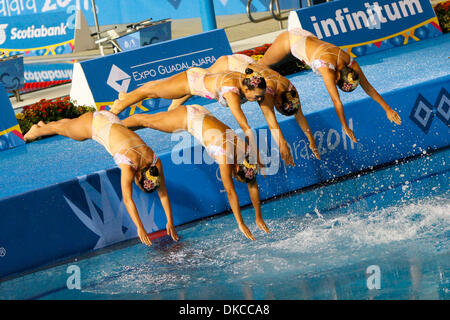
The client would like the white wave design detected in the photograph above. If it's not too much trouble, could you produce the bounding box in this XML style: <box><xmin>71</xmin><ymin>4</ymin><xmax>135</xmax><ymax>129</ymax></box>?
<box><xmin>64</xmin><ymin>170</ymin><xmax>158</xmax><ymax>249</ymax></box>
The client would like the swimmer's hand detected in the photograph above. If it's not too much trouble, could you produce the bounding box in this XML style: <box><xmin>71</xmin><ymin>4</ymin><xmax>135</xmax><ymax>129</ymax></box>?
<box><xmin>256</xmin><ymin>218</ymin><xmax>270</xmax><ymax>234</ymax></box>
<box><xmin>309</xmin><ymin>142</ymin><xmax>321</xmax><ymax>160</ymax></box>
<box><xmin>343</xmin><ymin>126</ymin><xmax>357</xmax><ymax>143</ymax></box>
<box><xmin>386</xmin><ymin>109</ymin><xmax>401</xmax><ymax>125</ymax></box>
<box><xmin>166</xmin><ymin>222</ymin><xmax>179</xmax><ymax>242</ymax></box>
<box><xmin>256</xmin><ymin>156</ymin><xmax>267</xmax><ymax>178</ymax></box>
<box><xmin>239</xmin><ymin>223</ymin><xmax>255</xmax><ymax>240</ymax></box>
<box><xmin>138</xmin><ymin>227</ymin><xmax>152</xmax><ymax>247</ymax></box>
<box><xmin>280</xmin><ymin>142</ymin><xmax>295</xmax><ymax>167</ymax></box>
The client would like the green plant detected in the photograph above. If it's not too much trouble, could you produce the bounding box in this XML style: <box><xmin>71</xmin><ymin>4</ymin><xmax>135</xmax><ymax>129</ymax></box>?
<box><xmin>16</xmin><ymin>97</ymin><xmax>96</xmax><ymax>137</ymax></box>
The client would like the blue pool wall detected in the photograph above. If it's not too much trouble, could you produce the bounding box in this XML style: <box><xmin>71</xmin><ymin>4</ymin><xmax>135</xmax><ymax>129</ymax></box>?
<box><xmin>0</xmin><ymin>35</ymin><xmax>449</xmax><ymax>278</ymax></box>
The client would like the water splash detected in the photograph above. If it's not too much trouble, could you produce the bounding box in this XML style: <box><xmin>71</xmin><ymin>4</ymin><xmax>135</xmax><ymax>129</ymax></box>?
<box><xmin>77</xmin><ymin>192</ymin><xmax>449</xmax><ymax>296</ymax></box>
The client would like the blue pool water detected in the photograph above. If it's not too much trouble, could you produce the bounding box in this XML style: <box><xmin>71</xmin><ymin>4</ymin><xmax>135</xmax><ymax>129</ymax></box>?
<box><xmin>1</xmin><ymin>147</ymin><xmax>448</xmax><ymax>300</ymax></box>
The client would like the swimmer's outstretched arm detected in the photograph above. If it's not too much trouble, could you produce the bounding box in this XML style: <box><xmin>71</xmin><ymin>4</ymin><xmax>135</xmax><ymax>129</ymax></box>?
<box><xmin>294</xmin><ymin>109</ymin><xmax>321</xmax><ymax>160</ymax></box>
<box><xmin>352</xmin><ymin>63</ymin><xmax>402</xmax><ymax>125</ymax></box>
<box><xmin>219</xmin><ymin>163</ymin><xmax>255</xmax><ymax>240</ymax></box>
<box><xmin>155</xmin><ymin>159</ymin><xmax>179</xmax><ymax>242</ymax></box>
<box><xmin>248</xmin><ymin>180</ymin><xmax>270</xmax><ymax>234</ymax></box>
<box><xmin>224</xmin><ymin>92</ymin><xmax>264</xmax><ymax>168</ymax></box>
<box><xmin>123</xmin><ymin>107</ymin><xmax>187</xmax><ymax>133</ymax></box>
<box><xmin>259</xmin><ymin>96</ymin><xmax>295</xmax><ymax>166</ymax></box>
<box><xmin>111</xmin><ymin>72</ymin><xmax>190</xmax><ymax>115</ymax></box>
<box><xmin>320</xmin><ymin>68</ymin><xmax>358</xmax><ymax>143</ymax></box>
<box><xmin>120</xmin><ymin>165</ymin><xmax>153</xmax><ymax>246</ymax></box>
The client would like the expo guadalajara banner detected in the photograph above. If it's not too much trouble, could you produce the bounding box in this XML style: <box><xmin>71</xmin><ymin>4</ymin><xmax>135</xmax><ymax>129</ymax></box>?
<box><xmin>288</xmin><ymin>0</ymin><xmax>442</xmax><ymax>57</ymax></box>
<box><xmin>0</xmin><ymin>9</ymin><xmax>76</xmax><ymax>56</ymax></box>
<box><xmin>70</xmin><ymin>28</ymin><xmax>232</xmax><ymax>118</ymax></box>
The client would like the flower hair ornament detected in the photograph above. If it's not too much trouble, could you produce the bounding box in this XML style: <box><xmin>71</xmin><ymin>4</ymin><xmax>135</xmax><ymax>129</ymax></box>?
<box><xmin>242</xmin><ymin>159</ymin><xmax>258</xmax><ymax>180</ymax></box>
<box><xmin>341</xmin><ymin>72</ymin><xmax>360</xmax><ymax>92</ymax></box>
<box><xmin>284</xmin><ymin>91</ymin><xmax>300</xmax><ymax>112</ymax></box>
<box><xmin>244</xmin><ymin>71</ymin><xmax>263</xmax><ymax>88</ymax></box>
<box><xmin>142</xmin><ymin>167</ymin><xmax>160</xmax><ymax>192</ymax></box>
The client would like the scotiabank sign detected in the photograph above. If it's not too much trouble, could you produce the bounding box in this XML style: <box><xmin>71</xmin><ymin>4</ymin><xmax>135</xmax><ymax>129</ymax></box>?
<box><xmin>8</xmin><ymin>23</ymin><xmax>68</xmax><ymax>41</ymax></box>
<box><xmin>288</xmin><ymin>0</ymin><xmax>442</xmax><ymax>56</ymax></box>
<box><xmin>0</xmin><ymin>10</ymin><xmax>75</xmax><ymax>56</ymax></box>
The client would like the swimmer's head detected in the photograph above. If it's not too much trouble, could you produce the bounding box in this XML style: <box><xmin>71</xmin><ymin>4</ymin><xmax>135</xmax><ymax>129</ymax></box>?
<box><xmin>242</xmin><ymin>68</ymin><xmax>266</xmax><ymax>102</ymax></box>
<box><xmin>233</xmin><ymin>156</ymin><xmax>258</xmax><ymax>184</ymax></box>
<box><xmin>136</xmin><ymin>165</ymin><xmax>160</xmax><ymax>193</ymax></box>
<box><xmin>337</xmin><ymin>66</ymin><xmax>360</xmax><ymax>92</ymax></box>
<box><xmin>276</xmin><ymin>88</ymin><xmax>300</xmax><ymax>116</ymax></box>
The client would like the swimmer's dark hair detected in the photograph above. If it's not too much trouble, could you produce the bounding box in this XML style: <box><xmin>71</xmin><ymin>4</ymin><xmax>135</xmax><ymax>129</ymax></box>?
<box><xmin>138</xmin><ymin>165</ymin><xmax>160</xmax><ymax>193</ymax></box>
<box><xmin>233</xmin><ymin>156</ymin><xmax>258</xmax><ymax>184</ymax></box>
<box><xmin>337</xmin><ymin>66</ymin><xmax>360</xmax><ymax>92</ymax></box>
<box><xmin>242</xmin><ymin>68</ymin><xmax>267</xmax><ymax>90</ymax></box>
<box><xmin>276</xmin><ymin>89</ymin><xmax>300</xmax><ymax>116</ymax></box>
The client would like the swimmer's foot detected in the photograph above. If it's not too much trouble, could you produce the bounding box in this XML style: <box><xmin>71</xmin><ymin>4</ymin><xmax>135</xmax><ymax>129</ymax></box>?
<box><xmin>168</xmin><ymin>103</ymin><xmax>181</xmax><ymax>111</ymax></box>
<box><xmin>110</xmin><ymin>99</ymin><xmax>123</xmax><ymax>114</ymax></box>
<box><xmin>118</xmin><ymin>91</ymin><xmax>126</xmax><ymax>101</ymax></box>
<box><xmin>24</xmin><ymin>124</ymin><xmax>41</xmax><ymax>142</ymax></box>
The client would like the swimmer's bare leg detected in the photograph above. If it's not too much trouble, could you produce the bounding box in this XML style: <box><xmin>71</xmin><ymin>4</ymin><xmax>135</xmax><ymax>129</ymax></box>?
<box><xmin>24</xmin><ymin>113</ymin><xmax>93</xmax><ymax>142</ymax></box>
<box><xmin>168</xmin><ymin>95</ymin><xmax>192</xmax><ymax>111</ymax></box>
<box><xmin>112</xmin><ymin>72</ymin><xmax>190</xmax><ymax>115</ymax></box>
<box><xmin>111</xmin><ymin>84</ymin><xmax>154</xmax><ymax>115</ymax></box>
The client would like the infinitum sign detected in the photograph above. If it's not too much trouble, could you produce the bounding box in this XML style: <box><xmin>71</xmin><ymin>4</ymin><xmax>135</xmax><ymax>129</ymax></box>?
<box><xmin>288</xmin><ymin>0</ymin><xmax>442</xmax><ymax>57</ymax></box>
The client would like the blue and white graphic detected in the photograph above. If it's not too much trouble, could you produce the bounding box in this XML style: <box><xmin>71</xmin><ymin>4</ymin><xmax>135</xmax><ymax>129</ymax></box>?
<box><xmin>106</xmin><ymin>64</ymin><xmax>131</xmax><ymax>93</ymax></box>
<box><xmin>64</xmin><ymin>170</ymin><xmax>158</xmax><ymax>250</ymax></box>
<box><xmin>0</xmin><ymin>55</ymin><xmax>23</xmax><ymax>90</ymax></box>
<box><xmin>409</xmin><ymin>88</ymin><xmax>450</xmax><ymax>134</ymax></box>
<box><xmin>409</xmin><ymin>94</ymin><xmax>435</xmax><ymax>134</ymax></box>
<box><xmin>24</xmin><ymin>62</ymin><xmax>73</xmax><ymax>82</ymax></box>
<box><xmin>116</xmin><ymin>21</ymin><xmax>172</xmax><ymax>51</ymax></box>
<box><xmin>434</xmin><ymin>88</ymin><xmax>450</xmax><ymax>127</ymax></box>
<box><xmin>0</xmin><ymin>10</ymin><xmax>76</xmax><ymax>56</ymax></box>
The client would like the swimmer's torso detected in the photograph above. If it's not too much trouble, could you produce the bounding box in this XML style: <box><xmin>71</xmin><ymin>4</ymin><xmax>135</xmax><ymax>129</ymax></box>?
<box><xmin>91</xmin><ymin>111</ymin><xmax>153</xmax><ymax>166</ymax></box>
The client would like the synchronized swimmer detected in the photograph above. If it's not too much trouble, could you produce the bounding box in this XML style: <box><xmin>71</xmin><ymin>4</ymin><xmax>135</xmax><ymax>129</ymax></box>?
<box><xmin>23</xmin><ymin>110</ymin><xmax>179</xmax><ymax>246</ymax></box>
<box><xmin>24</xmin><ymin>27</ymin><xmax>404</xmax><ymax>246</ymax></box>
<box><xmin>169</xmin><ymin>53</ymin><xmax>321</xmax><ymax>163</ymax></box>
<box><xmin>123</xmin><ymin>105</ymin><xmax>270</xmax><ymax>240</ymax></box>
<box><xmin>110</xmin><ymin>66</ymin><xmax>268</xmax><ymax>165</ymax></box>
<box><xmin>257</xmin><ymin>28</ymin><xmax>402</xmax><ymax>142</ymax></box>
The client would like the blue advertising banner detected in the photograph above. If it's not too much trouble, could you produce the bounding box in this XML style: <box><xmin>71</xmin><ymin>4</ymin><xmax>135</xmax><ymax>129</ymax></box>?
<box><xmin>71</xmin><ymin>28</ymin><xmax>232</xmax><ymax>117</ymax></box>
<box><xmin>0</xmin><ymin>10</ymin><xmax>75</xmax><ymax>56</ymax></box>
<box><xmin>115</xmin><ymin>21</ymin><xmax>172</xmax><ymax>52</ymax></box>
<box><xmin>24</xmin><ymin>62</ymin><xmax>73</xmax><ymax>82</ymax></box>
<box><xmin>0</xmin><ymin>83</ymin><xmax>24</xmax><ymax>151</ymax></box>
<box><xmin>288</xmin><ymin>0</ymin><xmax>442</xmax><ymax>57</ymax></box>
<box><xmin>0</xmin><ymin>55</ymin><xmax>24</xmax><ymax>90</ymax></box>
<box><xmin>0</xmin><ymin>0</ymin><xmax>301</xmax><ymax>24</ymax></box>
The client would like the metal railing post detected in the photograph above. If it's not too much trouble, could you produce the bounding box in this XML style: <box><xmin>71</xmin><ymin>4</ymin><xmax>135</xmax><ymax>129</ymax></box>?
<box><xmin>269</xmin><ymin>0</ymin><xmax>284</xmax><ymax>28</ymax></box>
<box><xmin>199</xmin><ymin>0</ymin><xmax>217</xmax><ymax>31</ymax></box>
<box><xmin>247</xmin><ymin>0</ymin><xmax>287</xmax><ymax>29</ymax></box>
